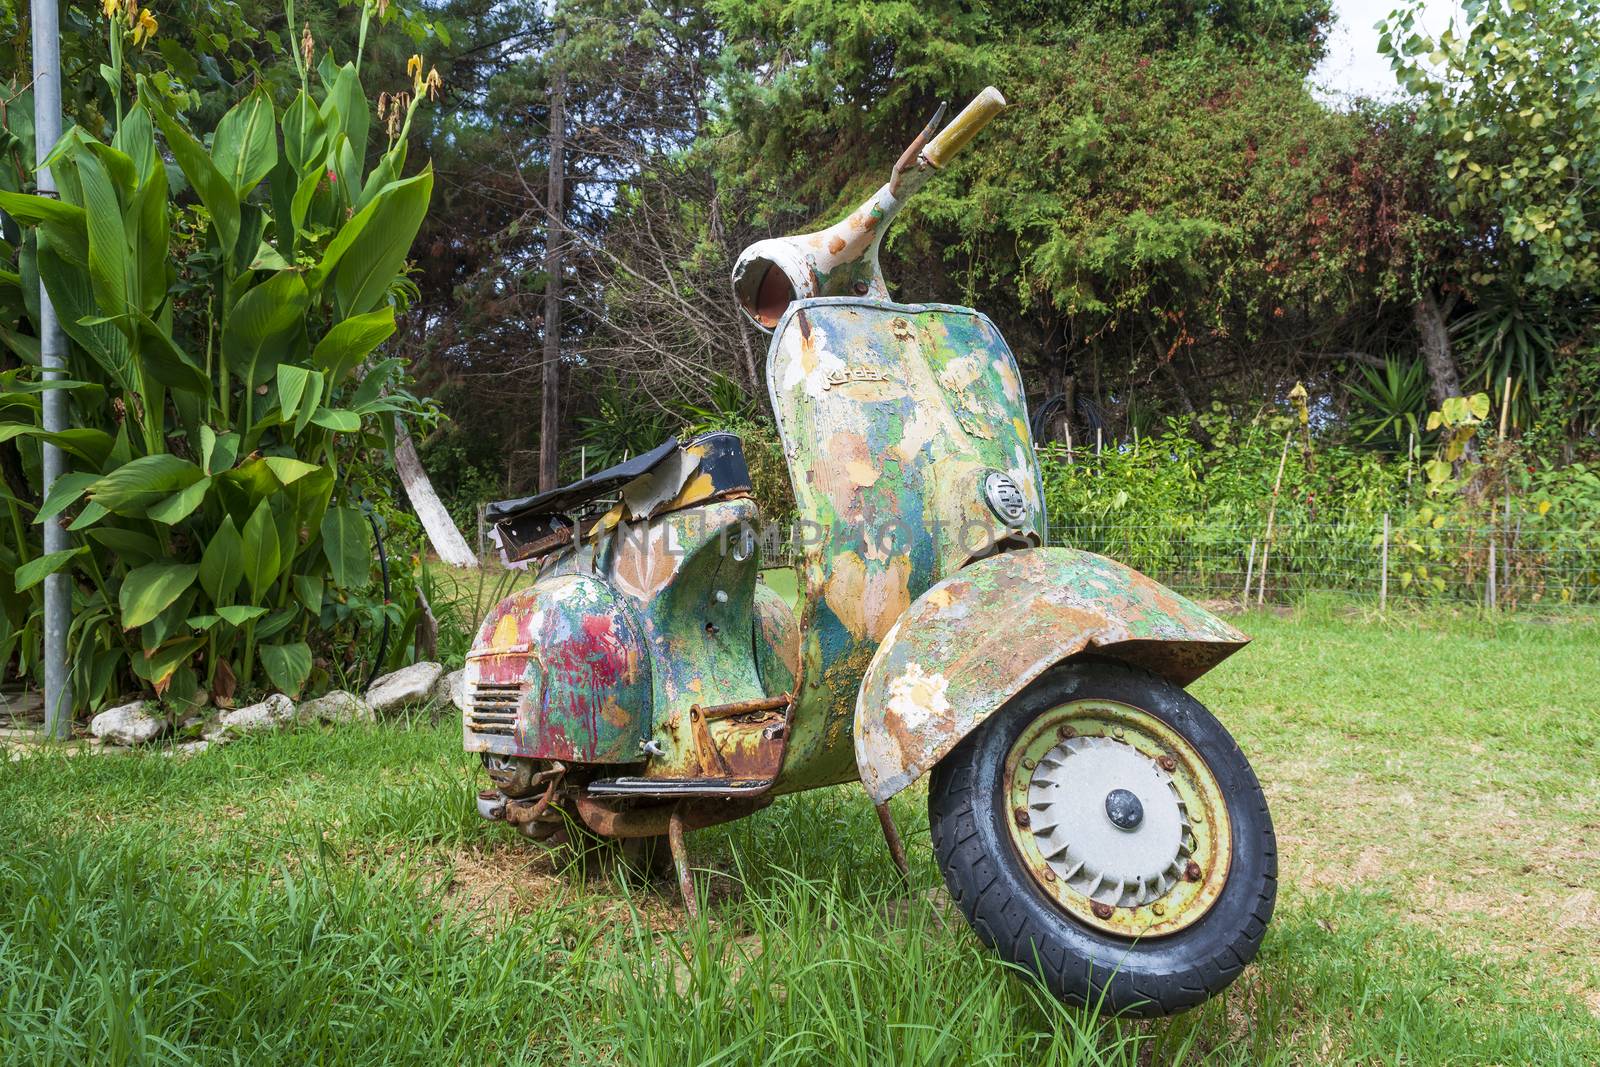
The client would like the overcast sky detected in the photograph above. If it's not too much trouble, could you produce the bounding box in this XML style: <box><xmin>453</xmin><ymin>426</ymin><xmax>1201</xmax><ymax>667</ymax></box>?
<box><xmin>1311</xmin><ymin>0</ymin><xmax>1466</xmax><ymax>101</ymax></box>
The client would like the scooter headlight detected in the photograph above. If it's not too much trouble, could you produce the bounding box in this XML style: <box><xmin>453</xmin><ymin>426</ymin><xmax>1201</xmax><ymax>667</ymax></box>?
<box><xmin>982</xmin><ymin>470</ymin><xmax>1029</xmax><ymax>526</ymax></box>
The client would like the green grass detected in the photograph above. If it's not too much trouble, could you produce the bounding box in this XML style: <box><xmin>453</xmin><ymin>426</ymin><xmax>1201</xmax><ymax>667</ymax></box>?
<box><xmin>2</xmin><ymin>606</ymin><xmax>1598</xmax><ymax>1064</ymax></box>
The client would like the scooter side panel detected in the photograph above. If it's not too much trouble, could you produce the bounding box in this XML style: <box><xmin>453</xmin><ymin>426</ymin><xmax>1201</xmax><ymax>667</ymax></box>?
<box><xmin>853</xmin><ymin>547</ymin><xmax>1250</xmax><ymax>803</ymax></box>
<box><xmin>462</xmin><ymin>575</ymin><xmax>651</xmax><ymax>762</ymax></box>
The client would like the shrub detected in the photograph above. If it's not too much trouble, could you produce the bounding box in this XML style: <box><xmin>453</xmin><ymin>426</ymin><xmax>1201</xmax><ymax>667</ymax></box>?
<box><xmin>0</xmin><ymin>6</ymin><xmax>441</xmax><ymax>709</ymax></box>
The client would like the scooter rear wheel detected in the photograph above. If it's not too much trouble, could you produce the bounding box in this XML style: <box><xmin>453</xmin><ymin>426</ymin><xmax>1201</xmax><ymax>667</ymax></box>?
<box><xmin>927</xmin><ymin>659</ymin><xmax>1276</xmax><ymax>1016</ymax></box>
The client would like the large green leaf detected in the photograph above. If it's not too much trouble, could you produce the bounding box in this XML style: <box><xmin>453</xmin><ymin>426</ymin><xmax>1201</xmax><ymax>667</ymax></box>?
<box><xmin>241</xmin><ymin>498</ymin><xmax>282</xmax><ymax>601</ymax></box>
<box><xmin>35</xmin><ymin>472</ymin><xmax>101</xmax><ymax>525</ymax></box>
<box><xmin>141</xmin><ymin>79</ymin><xmax>241</xmax><ymax>258</ymax></box>
<box><xmin>198</xmin><ymin>514</ymin><xmax>245</xmax><ymax>604</ymax></box>
<box><xmin>260</xmin><ymin>641</ymin><xmax>312</xmax><ymax>698</ymax></box>
<box><xmin>310</xmin><ymin>307</ymin><xmax>395</xmax><ymax>387</ymax></box>
<box><xmin>73</xmin><ymin>148</ymin><xmax>132</xmax><ymax>331</ymax></box>
<box><xmin>200</xmin><ymin>426</ymin><xmax>240</xmax><ymax>475</ymax></box>
<box><xmin>89</xmin><ymin>454</ymin><xmax>205</xmax><ymax>515</ymax></box>
<box><xmin>216</xmin><ymin>604</ymin><xmax>268</xmax><ymax>626</ymax></box>
<box><xmin>0</xmin><ymin>188</ymin><xmax>88</xmax><ymax>265</ymax></box>
<box><xmin>282</xmin><ymin>91</ymin><xmax>329</xmax><ymax>176</ymax></box>
<box><xmin>212</xmin><ymin>87</ymin><xmax>278</xmax><ymax>197</ymax></box>
<box><xmin>222</xmin><ymin>271</ymin><xmax>308</xmax><ymax>390</ymax></box>
<box><xmin>332</xmin><ymin>168</ymin><xmax>433</xmax><ymax>319</ymax></box>
<box><xmin>310</xmin><ymin>407</ymin><xmax>361</xmax><ymax>432</ymax></box>
<box><xmin>147</xmin><ymin>476</ymin><xmax>212</xmax><ymax>525</ymax></box>
<box><xmin>293</xmin><ymin>573</ymin><xmax>324</xmax><ymax>615</ymax></box>
<box><xmin>318</xmin><ymin>63</ymin><xmax>370</xmax><ymax>179</ymax></box>
<box><xmin>134</xmin><ymin>309</ymin><xmax>210</xmax><ymax>393</ymax></box>
<box><xmin>277</xmin><ymin>363</ymin><xmax>312</xmax><ymax>424</ymax></box>
<box><xmin>320</xmin><ymin>505</ymin><xmax>369</xmax><ymax>588</ymax></box>
<box><xmin>120</xmin><ymin>562</ymin><xmax>200</xmax><ymax>629</ymax></box>
<box><xmin>37</xmin><ymin>239</ymin><xmax>138</xmax><ymax>392</ymax></box>
<box><xmin>0</xmin><ymin>424</ymin><xmax>116</xmax><ymax>467</ymax></box>
<box><xmin>130</xmin><ymin>636</ymin><xmax>204</xmax><ymax>692</ymax></box>
<box><xmin>262</xmin><ymin>456</ymin><xmax>320</xmax><ymax>485</ymax></box>
<box><xmin>13</xmin><ymin>548</ymin><xmax>86</xmax><ymax>592</ymax></box>
<box><xmin>87</xmin><ymin>526</ymin><xmax>161</xmax><ymax>562</ymax></box>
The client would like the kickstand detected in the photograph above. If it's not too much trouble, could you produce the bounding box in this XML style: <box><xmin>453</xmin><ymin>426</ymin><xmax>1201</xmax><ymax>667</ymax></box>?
<box><xmin>668</xmin><ymin>806</ymin><xmax>699</xmax><ymax>921</ymax></box>
<box><xmin>875</xmin><ymin>801</ymin><xmax>911</xmax><ymax>886</ymax></box>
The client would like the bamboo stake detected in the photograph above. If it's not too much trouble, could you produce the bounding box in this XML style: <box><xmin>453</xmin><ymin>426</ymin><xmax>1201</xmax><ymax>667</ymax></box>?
<box><xmin>1488</xmin><ymin>376</ymin><xmax>1511</xmax><ymax>611</ymax></box>
<box><xmin>1065</xmin><ymin>424</ymin><xmax>1074</xmax><ymax>465</ymax></box>
<box><xmin>1257</xmin><ymin>433</ymin><xmax>1292</xmax><ymax>606</ymax></box>
<box><xmin>1242</xmin><ymin>538</ymin><xmax>1257</xmax><ymax>612</ymax></box>
<box><xmin>1095</xmin><ymin>427</ymin><xmax>1103</xmax><ymax>457</ymax></box>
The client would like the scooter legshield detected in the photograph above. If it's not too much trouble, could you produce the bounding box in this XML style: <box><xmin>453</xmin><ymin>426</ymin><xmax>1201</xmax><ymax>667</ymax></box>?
<box><xmin>853</xmin><ymin>547</ymin><xmax>1249</xmax><ymax>803</ymax></box>
<box><xmin>463</xmin><ymin>574</ymin><xmax>651</xmax><ymax>762</ymax></box>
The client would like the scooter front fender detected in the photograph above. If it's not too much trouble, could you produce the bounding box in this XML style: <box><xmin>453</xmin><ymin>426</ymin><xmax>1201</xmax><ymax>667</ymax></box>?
<box><xmin>853</xmin><ymin>548</ymin><xmax>1249</xmax><ymax>803</ymax></box>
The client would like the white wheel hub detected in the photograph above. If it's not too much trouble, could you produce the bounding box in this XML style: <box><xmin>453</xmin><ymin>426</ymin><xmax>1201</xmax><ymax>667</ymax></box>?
<box><xmin>1026</xmin><ymin>735</ymin><xmax>1191</xmax><ymax>908</ymax></box>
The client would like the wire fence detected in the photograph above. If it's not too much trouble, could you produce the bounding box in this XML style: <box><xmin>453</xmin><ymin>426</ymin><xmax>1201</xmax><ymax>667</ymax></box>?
<box><xmin>1048</xmin><ymin>518</ymin><xmax>1600</xmax><ymax>611</ymax></box>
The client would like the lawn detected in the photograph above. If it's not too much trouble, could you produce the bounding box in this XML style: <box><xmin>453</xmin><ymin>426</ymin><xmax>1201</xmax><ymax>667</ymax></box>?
<box><xmin>2</xmin><ymin>602</ymin><xmax>1597</xmax><ymax>1064</ymax></box>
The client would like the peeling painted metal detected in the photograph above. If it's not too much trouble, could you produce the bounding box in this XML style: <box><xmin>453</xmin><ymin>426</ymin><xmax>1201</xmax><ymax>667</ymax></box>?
<box><xmin>853</xmin><ymin>548</ymin><xmax>1250</xmax><ymax>804</ymax></box>
<box><xmin>765</xmin><ymin>297</ymin><xmax>1046</xmax><ymax>793</ymax></box>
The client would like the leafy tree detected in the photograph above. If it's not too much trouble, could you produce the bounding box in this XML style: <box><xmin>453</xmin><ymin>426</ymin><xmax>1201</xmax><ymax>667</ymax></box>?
<box><xmin>1381</xmin><ymin>0</ymin><xmax>1600</xmax><ymax>427</ymax></box>
<box><xmin>1382</xmin><ymin>0</ymin><xmax>1600</xmax><ymax>293</ymax></box>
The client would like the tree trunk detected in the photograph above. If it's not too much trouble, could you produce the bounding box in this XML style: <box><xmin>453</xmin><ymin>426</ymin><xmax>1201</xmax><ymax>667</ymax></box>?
<box><xmin>1413</xmin><ymin>288</ymin><xmax>1465</xmax><ymax>408</ymax></box>
<box><xmin>1413</xmin><ymin>287</ymin><xmax>1476</xmax><ymax>463</ymax></box>
<box><xmin>539</xmin><ymin>18</ymin><xmax>567</xmax><ymax>493</ymax></box>
<box><xmin>394</xmin><ymin>422</ymin><xmax>479</xmax><ymax>567</ymax></box>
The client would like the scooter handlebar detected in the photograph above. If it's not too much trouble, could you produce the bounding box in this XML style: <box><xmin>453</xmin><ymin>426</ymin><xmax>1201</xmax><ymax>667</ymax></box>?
<box><xmin>922</xmin><ymin>86</ymin><xmax>1007</xmax><ymax>169</ymax></box>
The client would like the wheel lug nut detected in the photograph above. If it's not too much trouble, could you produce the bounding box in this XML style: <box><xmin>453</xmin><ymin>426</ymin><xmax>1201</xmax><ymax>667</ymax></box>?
<box><xmin>1157</xmin><ymin>755</ymin><xmax>1177</xmax><ymax>772</ymax></box>
<box><xmin>1013</xmin><ymin>807</ymin><xmax>1030</xmax><ymax>827</ymax></box>
<box><xmin>1022</xmin><ymin>757</ymin><xmax>1036</xmax><ymax>770</ymax></box>
<box><xmin>1092</xmin><ymin>901</ymin><xmax>1115</xmax><ymax>919</ymax></box>
<box><xmin>1151</xmin><ymin>902</ymin><xmax>1165</xmax><ymax>916</ymax></box>
<box><xmin>1042</xmin><ymin>867</ymin><xmax>1056</xmax><ymax>881</ymax></box>
<box><xmin>1112</xmin><ymin>727</ymin><xmax>1125</xmax><ymax>740</ymax></box>
<box><xmin>1185</xmin><ymin>861</ymin><xmax>1202</xmax><ymax>882</ymax></box>
<box><xmin>1057</xmin><ymin>725</ymin><xmax>1076</xmax><ymax>740</ymax></box>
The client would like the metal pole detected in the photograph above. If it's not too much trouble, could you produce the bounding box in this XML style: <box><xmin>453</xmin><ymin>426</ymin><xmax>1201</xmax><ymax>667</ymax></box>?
<box><xmin>33</xmin><ymin>0</ymin><xmax>72</xmax><ymax>738</ymax></box>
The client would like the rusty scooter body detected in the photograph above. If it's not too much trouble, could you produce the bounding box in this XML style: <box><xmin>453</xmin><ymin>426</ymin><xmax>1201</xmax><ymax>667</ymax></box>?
<box><xmin>465</xmin><ymin>89</ymin><xmax>1276</xmax><ymax>1015</ymax></box>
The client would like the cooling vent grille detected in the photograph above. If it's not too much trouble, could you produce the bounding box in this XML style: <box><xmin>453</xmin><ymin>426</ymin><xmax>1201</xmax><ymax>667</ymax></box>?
<box><xmin>465</xmin><ymin>681</ymin><xmax>524</xmax><ymax>735</ymax></box>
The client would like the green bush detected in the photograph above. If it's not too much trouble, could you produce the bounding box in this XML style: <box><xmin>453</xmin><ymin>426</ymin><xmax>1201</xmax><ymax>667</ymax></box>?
<box><xmin>0</xmin><ymin>6</ymin><xmax>440</xmax><ymax>709</ymax></box>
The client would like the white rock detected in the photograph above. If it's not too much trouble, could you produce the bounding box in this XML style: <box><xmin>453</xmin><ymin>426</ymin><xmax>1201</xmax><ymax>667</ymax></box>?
<box><xmin>431</xmin><ymin>668</ymin><xmax>466</xmax><ymax>710</ymax></box>
<box><xmin>298</xmin><ymin>689</ymin><xmax>376</xmax><ymax>724</ymax></box>
<box><xmin>90</xmin><ymin>701</ymin><xmax>170</xmax><ymax>746</ymax></box>
<box><xmin>162</xmin><ymin>740</ymin><xmax>211</xmax><ymax>757</ymax></box>
<box><xmin>203</xmin><ymin>693</ymin><xmax>296</xmax><ymax>741</ymax></box>
<box><xmin>366</xmin><ymin>662</ymin><xmax>444</xmax><ymax>715</ymax></box>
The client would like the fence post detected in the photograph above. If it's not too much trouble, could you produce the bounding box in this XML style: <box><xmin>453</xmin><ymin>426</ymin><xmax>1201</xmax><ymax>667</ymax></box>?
<box><xmin>1095</xmin><ymin>427</ymin><xmax>1102</xmax><ymax>458</ymax></box>
<box><xmin>1241</xmin><ymin>538</ymin><xmax>1257</xmax><ymax>613</ymax></box>
<box><xmin>1486</xmin><ymin>538</ymin><xmax>1497</xmax><ymax>611</ymax></box>
<box><xmin>1379</xmin><ymin>512</ymin><xmax>1389</xmax><ymax>613</ymax></box>
<box><xmin>1065</xmin><ymin>425</ymin><xmax>1074</xmax><ymax>465</ymax></box>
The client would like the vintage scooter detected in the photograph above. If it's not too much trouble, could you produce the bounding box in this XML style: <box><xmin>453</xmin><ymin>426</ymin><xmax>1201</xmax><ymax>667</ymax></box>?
<box><xmin>464</xmin><ymin>88</ymin><xmax>1276</xmax><ymax>1015</ymax></box>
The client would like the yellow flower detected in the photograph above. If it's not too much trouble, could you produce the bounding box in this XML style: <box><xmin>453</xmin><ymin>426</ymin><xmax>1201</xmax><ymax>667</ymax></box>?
<box><xmin>425</xmin><ymin>66</ymin><xmax>442</xmax><ymax>101</ymax></box>
<box><xmin>407</xmin><ymin>53</ymin><xmax>423</xmax><ymax>88</ymax></box>
<box><xmin>101</xmin><ymin>0</ymin><xmax>121</xmax><ymax>19</ymax></box>
<box><xmin>131</xmin><ymin>8</ymin><xmax>158</xmax><ymax>45</ymax></box>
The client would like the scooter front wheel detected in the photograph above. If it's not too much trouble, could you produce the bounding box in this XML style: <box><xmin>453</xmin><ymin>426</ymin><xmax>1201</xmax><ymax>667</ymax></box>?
<box><xmin>927</xmin><ymin>660</ymin><xmax>1276</xmax><ymax>1016</ymax></box>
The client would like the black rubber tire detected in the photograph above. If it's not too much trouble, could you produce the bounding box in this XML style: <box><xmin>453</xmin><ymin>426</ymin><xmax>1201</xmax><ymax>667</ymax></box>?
<box><xmin>928</xmin><ymin>659</ymin><xmax>1276</xmax><ymax>1017</ymax></box>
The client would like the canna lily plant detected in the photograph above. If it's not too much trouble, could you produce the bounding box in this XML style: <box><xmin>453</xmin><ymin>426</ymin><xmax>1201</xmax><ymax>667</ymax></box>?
<box><xmin>0</xmin><ymin>4</ymin><xmax>440</xmax><ymax>711</ymax></box>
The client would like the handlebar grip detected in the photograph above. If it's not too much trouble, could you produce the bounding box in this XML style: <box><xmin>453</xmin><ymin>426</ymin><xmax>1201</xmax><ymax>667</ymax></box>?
<box><xmin>922</xmin><ymin>86</ymin><xmax>1007</xmax><ymax>168</ymax></box>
